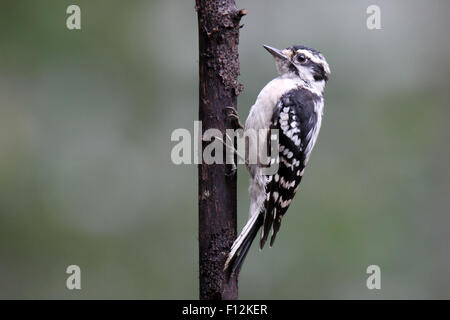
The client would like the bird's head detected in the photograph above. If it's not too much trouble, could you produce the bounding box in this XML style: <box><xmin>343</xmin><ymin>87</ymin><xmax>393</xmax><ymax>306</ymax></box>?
<box><xmin>263</xmin><ymin>44</ymin><xmax>330</xmax><ymax>86</ymax></box>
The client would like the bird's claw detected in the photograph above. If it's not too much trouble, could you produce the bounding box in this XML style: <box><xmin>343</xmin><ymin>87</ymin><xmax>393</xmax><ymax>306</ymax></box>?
<box><xmin>224</xmin><ymin>107</ymin><xmax>244</xmax><ymax>130</ymax></box>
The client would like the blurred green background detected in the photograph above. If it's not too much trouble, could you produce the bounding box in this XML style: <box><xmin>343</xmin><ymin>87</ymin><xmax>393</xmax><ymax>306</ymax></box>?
<box><xmin>0</xmin><ymin>0</ymin><xmax>449</xmax><ymax>299</ymax></box>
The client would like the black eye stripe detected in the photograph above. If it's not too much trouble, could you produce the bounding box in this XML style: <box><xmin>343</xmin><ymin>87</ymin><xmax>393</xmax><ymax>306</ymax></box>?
<box><xmin>312</xmin><ymin>63</ymin><xmax>328</xmax><ymax>81</ymax></box>
<box><xmin>295</xmin><ymin>60</ymin><xmax>328</xmax><ymax>81</ymax></box>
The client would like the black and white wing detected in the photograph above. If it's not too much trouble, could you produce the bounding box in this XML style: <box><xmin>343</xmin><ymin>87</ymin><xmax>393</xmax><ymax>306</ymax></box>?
<box><xmin>260</xmin><ymin>87</ymin><xmax>323</xmax><ymax>249</ymax></box>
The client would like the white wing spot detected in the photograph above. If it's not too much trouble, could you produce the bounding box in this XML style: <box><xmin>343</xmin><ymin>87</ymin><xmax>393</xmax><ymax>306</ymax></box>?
<box><xmin>279</xmin><ymin>197</ymin><xmax>292</xmax><ymax>208</ymax></box>
<box><xmin>273</xmin><ymin>192</ymin><xmax>279</xmax><ymax>201</ymax></box>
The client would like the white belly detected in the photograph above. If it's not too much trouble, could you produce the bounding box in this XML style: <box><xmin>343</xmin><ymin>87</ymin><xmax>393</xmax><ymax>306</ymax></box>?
<box><xmin>244</xmin><ymin>76</ymin><xmax>303</xmax><ymax>218</ymax></box>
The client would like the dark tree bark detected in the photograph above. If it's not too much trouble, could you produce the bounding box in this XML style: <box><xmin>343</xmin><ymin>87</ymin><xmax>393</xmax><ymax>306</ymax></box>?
<box><xmin>195</xmin><ymin>0</ymin><xmax>246</xmax><ymax>300</ymax></box>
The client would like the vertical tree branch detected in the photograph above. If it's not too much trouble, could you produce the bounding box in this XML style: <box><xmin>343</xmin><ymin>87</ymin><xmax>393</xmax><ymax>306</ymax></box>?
<box><xmin>196</xmin><ymin>0</ymin><xmax>245</xmax><ymax>300</ymax></box>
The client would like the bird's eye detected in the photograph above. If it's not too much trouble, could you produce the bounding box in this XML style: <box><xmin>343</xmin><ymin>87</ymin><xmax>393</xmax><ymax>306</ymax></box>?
<box><xmin>296</xmin><ymin>54</ymin><xmax>307</xmax><ymax>64</ymax></box>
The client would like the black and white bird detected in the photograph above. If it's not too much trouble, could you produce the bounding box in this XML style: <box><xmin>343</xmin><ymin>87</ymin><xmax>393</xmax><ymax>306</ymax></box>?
<box><xmin>224</xmin><ymin>44</ymin><xmax>330</xmax><ymax>276</ymax></box>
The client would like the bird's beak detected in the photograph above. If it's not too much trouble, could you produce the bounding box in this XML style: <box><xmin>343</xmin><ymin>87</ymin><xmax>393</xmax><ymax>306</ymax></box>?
<box><xmin>263</xmin><ymin>45</ymin><xmax>288</xmax><ymax>61</ymax></box>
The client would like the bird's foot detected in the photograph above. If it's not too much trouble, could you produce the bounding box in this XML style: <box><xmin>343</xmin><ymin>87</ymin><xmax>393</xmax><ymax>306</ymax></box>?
<box><xmin>224</xmin><ymin>106</ymin><xmax>244</xmax><ymax>130</ymax></box>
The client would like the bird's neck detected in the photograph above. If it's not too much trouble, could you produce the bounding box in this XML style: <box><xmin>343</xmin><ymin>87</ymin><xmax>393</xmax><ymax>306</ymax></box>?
<box><xmin>279</xmin><ymin>73</ymin><xmax>325</xmax><ymax>96</ymax></box>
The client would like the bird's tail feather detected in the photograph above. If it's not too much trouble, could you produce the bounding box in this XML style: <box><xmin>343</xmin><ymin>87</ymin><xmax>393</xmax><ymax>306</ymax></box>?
<box><xmin>224</xmin><ymin>213</ymin><xmax>263</xmax><ymax>278</ymax></box>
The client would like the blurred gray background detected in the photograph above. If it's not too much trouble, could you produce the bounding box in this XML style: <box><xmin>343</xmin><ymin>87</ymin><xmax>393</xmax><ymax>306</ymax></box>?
<box><xmin>0</xmin><ymin>0</ymin><xmax>449</xmax><ymax>299</ymax></box>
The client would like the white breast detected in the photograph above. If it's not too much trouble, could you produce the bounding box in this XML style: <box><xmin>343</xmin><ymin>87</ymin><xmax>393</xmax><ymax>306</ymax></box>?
<box><xmin>245</xmin><ymin>76</ymin><xmax>302</xmax><ymax>132</ymax></box>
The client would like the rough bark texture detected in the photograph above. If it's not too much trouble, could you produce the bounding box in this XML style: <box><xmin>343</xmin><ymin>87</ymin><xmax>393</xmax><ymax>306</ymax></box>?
<box><xmin>196</xmin><ymin>0</ymin><xmax>245</xmax><ymax>300</ymax></box>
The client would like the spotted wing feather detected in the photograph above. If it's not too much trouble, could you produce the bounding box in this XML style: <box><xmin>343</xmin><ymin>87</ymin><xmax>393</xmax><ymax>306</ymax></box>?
<box><xmin>260</xmin><ymin>88</ymin><xmax>320</xmax><ymax>249</ymax></box>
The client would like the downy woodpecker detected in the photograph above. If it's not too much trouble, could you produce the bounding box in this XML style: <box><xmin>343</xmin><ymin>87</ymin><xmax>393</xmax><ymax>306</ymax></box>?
<box><xmin>224</xmin><ymin>44</ymin><xmax>330</xmax><ymax>276</ymax></box>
